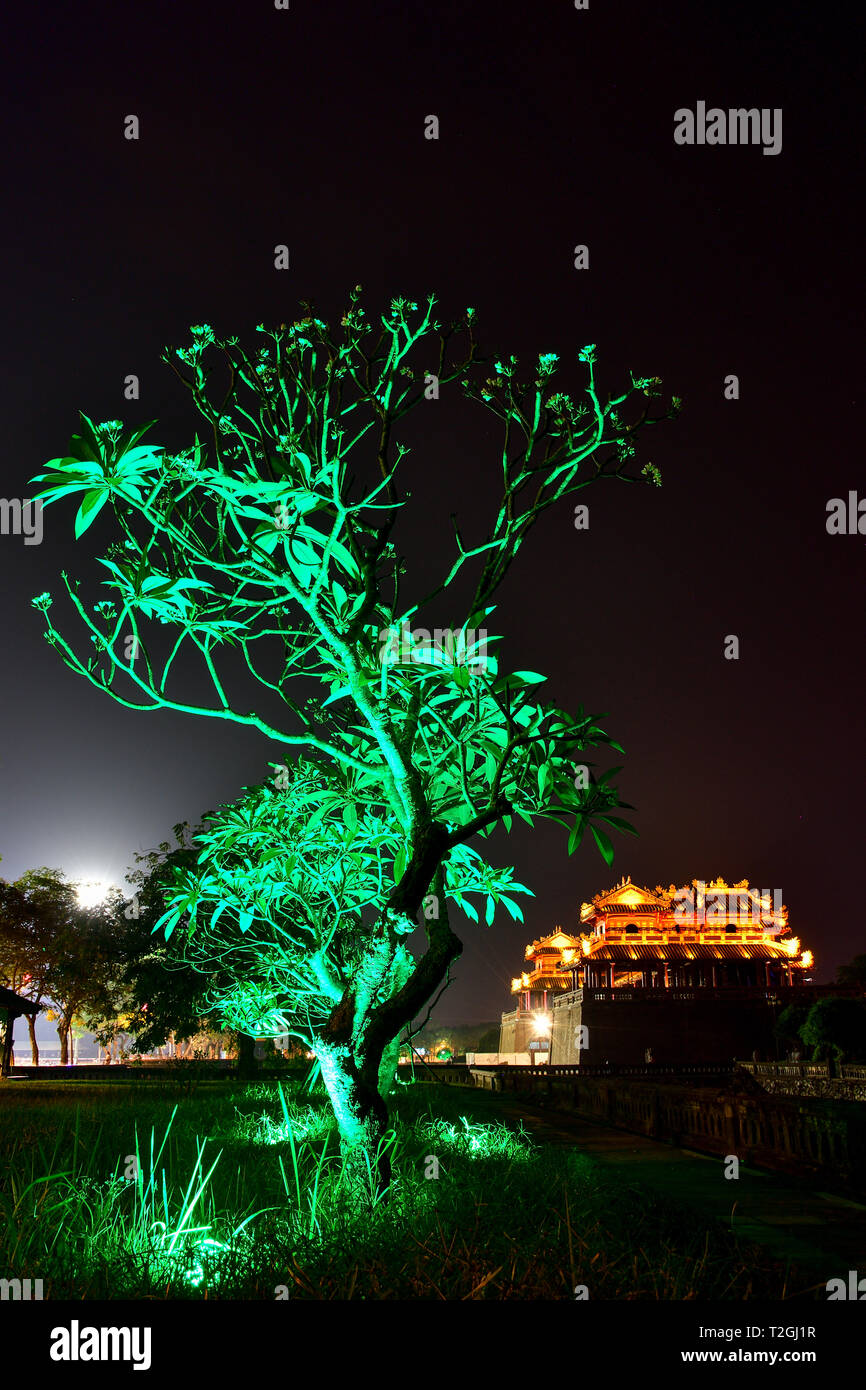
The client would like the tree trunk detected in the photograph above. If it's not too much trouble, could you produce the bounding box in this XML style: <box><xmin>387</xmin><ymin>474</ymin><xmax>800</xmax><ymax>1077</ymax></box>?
<box><xmin>27</xmin><ymin>1015</ymin><xmax>39</xmax><ymax>1066</ymax></box>
<box><xmin>236</xmin><ymin>1032</ymin><xmax>258</xmax><ymax>1078</ymax></box>
<box><xmin>314</xmin><ymin>1040</ymin><xmax>392</xmax><ymax>1198</ymax></box>
<box><xmin>58</xmin><ymin>1021</ymin><xmax>69</xmax><ymax>1065</ymax></box>
<box><xmin>1</xmin><ymin>1018</ymin><xmax>13</xmax><ymax>1078</ymax></box>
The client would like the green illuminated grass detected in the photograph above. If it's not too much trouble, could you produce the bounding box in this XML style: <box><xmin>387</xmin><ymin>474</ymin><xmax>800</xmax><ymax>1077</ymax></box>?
<box><xmin>0</xmin><ymin>1077</ymin><xmax>816</xmax><ymax>1299</ymax></box>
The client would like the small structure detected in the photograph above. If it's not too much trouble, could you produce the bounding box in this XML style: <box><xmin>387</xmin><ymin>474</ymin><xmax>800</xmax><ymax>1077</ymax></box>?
<box><xmin>0</xmin><ymin>986</ymin><xmax>40</xmax><ymax>1077</ymax></box>
<box><xmin>499</xmin><ymin>929</ymin><xmax>580</xmax><ymax>1059</ymax></box>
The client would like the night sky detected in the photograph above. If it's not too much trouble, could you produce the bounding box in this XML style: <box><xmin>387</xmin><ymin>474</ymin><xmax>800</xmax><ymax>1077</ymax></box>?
<box><xmin>1</xmin><ymin>0</ymin><xmax>862</xmax><ymax>1026</ymax></box>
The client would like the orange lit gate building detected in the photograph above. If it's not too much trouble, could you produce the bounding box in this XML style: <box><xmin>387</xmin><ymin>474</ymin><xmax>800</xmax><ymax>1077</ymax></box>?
<box><xmin>503</xmin><ymin>877</ymin><xmax>820</xmax><ymax>1065</ymax></box>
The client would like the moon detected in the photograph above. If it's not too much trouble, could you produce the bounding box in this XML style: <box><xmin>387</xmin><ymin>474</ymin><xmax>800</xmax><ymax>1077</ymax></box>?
<box><xmin>75</xmin><ymin>878</ymin><xmax>112</xmax><ymax>909</ymax></box>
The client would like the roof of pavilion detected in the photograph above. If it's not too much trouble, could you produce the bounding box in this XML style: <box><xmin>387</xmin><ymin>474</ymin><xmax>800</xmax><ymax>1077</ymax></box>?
<box><xmin>512</xmin><ymin>971</ymin><xmax>573</xmax><ymax>991</ymax></box>
<box><xmin>580</xmin><ymin>877</ymin><xmax>669</xmax><ymax>920</ymax></box>
<box><xmin>579</xmin><ymin>876</ymin><xmax>789</xmax><ymax>929</ymax></box>
<box><xmin>524</xmin><ymin>929</ymin><xmax>582</xmax><ymax>959</ymax></box>
<box><xmin>0</xmin><ymin>986</ymin><xmax>40</xmax><ymax>1016</ymax></box>
<box><xmin>582</xmin><ymin>943</ymin><xmax>804</xmax><ymax>962</ymax></box>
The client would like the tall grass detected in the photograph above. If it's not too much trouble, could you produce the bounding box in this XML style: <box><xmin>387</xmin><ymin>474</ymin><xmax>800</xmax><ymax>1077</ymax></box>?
<box><xmin>0</xmin><ymin>1079</ymin><xmax>820</xmax><ymax>1299</ymax></box>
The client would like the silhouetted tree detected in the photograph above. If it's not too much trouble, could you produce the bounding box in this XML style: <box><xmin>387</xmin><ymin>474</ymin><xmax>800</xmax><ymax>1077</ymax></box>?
<box><xmin>801</xmin><ymin>996</ymin><xmax>866</xmax><ymax>1064</ymax></box>
<box><xmin>836</xmin><ymin>955</ymin><xmax>866</xmax><ymax>990</ymax></box>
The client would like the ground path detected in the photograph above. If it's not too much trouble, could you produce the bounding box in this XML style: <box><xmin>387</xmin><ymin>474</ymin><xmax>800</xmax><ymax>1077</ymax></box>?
<box><xmin>472</xmin><ymin>1089</ymin><xmax>866</xmax><ymax>1282</ymax></box>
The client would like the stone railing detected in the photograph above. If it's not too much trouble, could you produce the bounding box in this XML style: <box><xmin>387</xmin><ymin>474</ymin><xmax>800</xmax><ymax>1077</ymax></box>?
<box><xmin>738</xmin><ymin>1059</ymin><xmax>866</xmax><ymax>1101</ymax></box>
<box><xmin>470</xmin><ymin>1061</ymin><xmax>733</xmax><ymax>1087</ymax></box>
<box><xmin>471</xmin><ymin>1067</ymin><xmax>866</xmax><ymax>1184</ymax></box>
<box><xmin>555</xmin><ymin>987</ymin><xmax>789</xmax><ymax>1006</ymax></box>
<box><xmin>742</xmin><ymin>1061</ymin><xmax>830</xmax><ymax>1078</ymax></box>
<box><xmin>500</xmin><ymin>1007</ymin><xmax>531</xmax><ymax>1025</ymax></box>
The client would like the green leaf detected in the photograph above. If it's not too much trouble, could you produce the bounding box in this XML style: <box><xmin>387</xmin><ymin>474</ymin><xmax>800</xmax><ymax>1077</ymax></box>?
<box><xmin>117</xmin><ymin>443</ymin><xmax>163</xmax><ymax>471</ymax></box>
<box><xmin>537</xmin><ymin>763</ymin><xmax>552</xmax><ymax>800</ymax></box>
<box><xmin>568</xmin><ymin>817</ymin><xmax>586</xmax><ymax>856</ymax></box>
<box><xmin>209</xmin><ymin>901</ymin><xmax>230</xmax><ymax>930</ymax></box>
<box><xmin>73</xmin><ymin>413</ymin><xmax>105</xmax><ymax>464</ymax></box>
<box><xmin>599</xmin><ymin>815</ymin><xmax>639</xmax><ymax>836</ymax></box>
<box><xmin>322</xmin><ymin>684</ymin><xmax>354</xmax><ymax>708</ymax></box>
<box><xmin>251</xmin><ymin>526</ymin><xmax>283</xmax><ymax>555</ymax></box>
<box><xmin>594</xmin><ymin>766</ymin><xmax>623</xmax><ymax>787</ymax></box>
<box><xmin>116</xmin><ymin>419</ymin><xmax>159</xmax><ymax>457</ymax></box>
<box><xmin>154</xmin><ymin>906</ymin><xmax>180</xmax><ymax>939</ymax></box>
<box><xmin>590</xmin><ymin>824</ymin><xmax>615</xmax><ymax>867</ymax></box>
<box><xmin>74</xmin><ymin>488</ymin><xmax>109</xmax><ymax>538</ymax></box>
<box><xmin>393</xmin><ymin>845</ymin><xmax>406</xmax><ymax>885</ymax></box>
<box><xmin>283</xmin><ymin>538</ymin><xmax>323</xmax><ymax>587</ymax></box>
<box><xmin>501</xmin><ymin>896</ymin><xmax>525</xmax><ymax>923</ymax></box>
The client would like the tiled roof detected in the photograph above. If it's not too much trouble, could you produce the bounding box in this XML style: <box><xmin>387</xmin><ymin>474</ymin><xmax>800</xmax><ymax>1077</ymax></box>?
<box><xmin>583</xmin><ymin>943</ymin><xmax>802</xmax><ymax>962</ymax></box>
<box><xmin>595</xmin><ymin>904</ymin><xmax>664</xmax><ymax>915</ymax></box>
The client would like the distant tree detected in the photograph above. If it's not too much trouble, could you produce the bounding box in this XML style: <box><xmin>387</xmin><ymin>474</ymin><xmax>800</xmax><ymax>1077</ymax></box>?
<box><xmin>0</xmin><ymin>878</ymin><xmax>42</xmax><ymax>1062</ymax></box>
<box><xmin>0</xmin><ymin>869</ymin><xmax>90</xmax><ymax>1064</ymax></box>
<box><xmin>800</xmin><ymin>996</ymin><xmax>866</xmax><ymax>1064</ymax></box>
<box><xmin>17</xmin><ymin>871</ymin><xmax>125</xmax><ymax>1065</ymax></box>
<box><xmin>100</xmin><ymin>829</ymin><xmax>215</xmax><ymax>1054</ymax></box>
<box><xmin>31</xmin><ymin>291</ymin><xmax>678</xmax><ymax>1189</ymax></box>
<box><xmin>836</xmin><ymin>955</ymin><xmax>866</xmax><ymax>990</ymax></box>
<box><xmin>475</xmin><ymin>1026</ymin><xmax>500</xmax><ymax>1052</ymax></box>
<box><xmin>774</xmin><ymin>1003</ymin><xmax>810</xmax><ymax>1056</ymax></box>
<box><xmin>116</xmin><ymin>828</ymin><xmax>254</xmax><ymax>1065</ymax></box>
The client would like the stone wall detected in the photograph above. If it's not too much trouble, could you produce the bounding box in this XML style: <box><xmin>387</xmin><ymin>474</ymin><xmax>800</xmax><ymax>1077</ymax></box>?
<box><xmin>552</xmin><ymin>990</ymin><xmax>785</xmax><ymax>1065</ymax></box>
<box><xmin>499</xmin><ymin>1009</ymin><xmax>536</xmax><ymax>1054</ymax></box>
<box><xmin>472</xmin><ymin>1067</ymin><xmax>866</xmax><ymax>1188</ymax></box>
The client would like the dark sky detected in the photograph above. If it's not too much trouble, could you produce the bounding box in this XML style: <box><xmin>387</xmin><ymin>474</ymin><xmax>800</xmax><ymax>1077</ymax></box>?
<box><xmin>1</xmin><ymin>0</ymin><xmax>863</xmax><ymax>1025</ymax></box>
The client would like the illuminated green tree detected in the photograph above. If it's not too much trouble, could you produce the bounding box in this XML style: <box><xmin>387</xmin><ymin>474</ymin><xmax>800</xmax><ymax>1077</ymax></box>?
<box><xmin>31</xmin><ymin>290</ymin><xmax>678</xmax><ymax>1185</ymax></box>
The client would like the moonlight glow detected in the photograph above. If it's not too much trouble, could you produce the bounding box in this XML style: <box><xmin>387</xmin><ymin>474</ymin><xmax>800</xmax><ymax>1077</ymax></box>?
<box><xmin>75</xmin><ymin>878</ymin><xmax>112</xmax><ymax>909</ymax></box>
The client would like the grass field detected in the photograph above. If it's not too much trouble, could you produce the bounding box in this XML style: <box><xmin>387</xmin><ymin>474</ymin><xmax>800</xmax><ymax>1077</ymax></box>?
<box><xmin>0</xmin><ymin>1073</ymin><xmax>818</xmax><ymax>1299</ymax></box>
